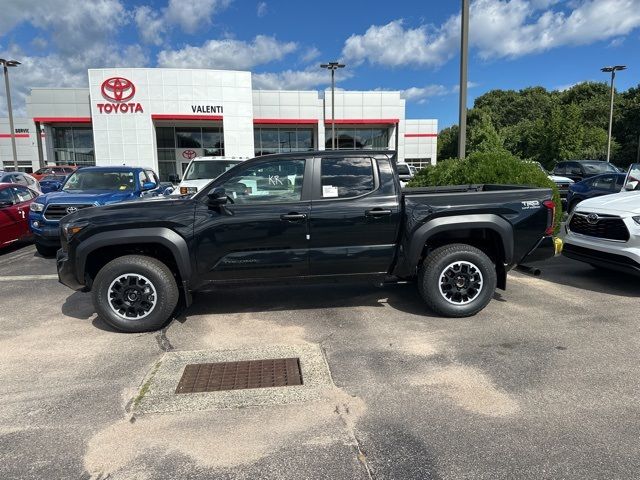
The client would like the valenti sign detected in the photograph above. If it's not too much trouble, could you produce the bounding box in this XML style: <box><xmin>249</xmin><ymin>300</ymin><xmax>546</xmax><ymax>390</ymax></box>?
<box><xmin>97</xmin><ymin>77</ymin><xmax>143</xmax><ymax>114</ymax></box>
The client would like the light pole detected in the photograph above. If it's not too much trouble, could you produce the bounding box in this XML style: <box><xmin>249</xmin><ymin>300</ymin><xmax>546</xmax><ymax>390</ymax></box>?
<box><xmin>0</xmin><ymin>59</ymin><xmax>20</xmax><ymax>171</ymax></box>
<box><xmin>458</xmin><ymin>0</ymin><xmax>470</xmax><ymax>159</ymax></box>
<box><xmin>601</xmin><ymin>65</ymin><xmax>626</xmax><ymax>162</ymax></box>
<box><xmin>320</xmin><ymin>61</ymin><xmax>345</xmax><ymax>150</ymax></box>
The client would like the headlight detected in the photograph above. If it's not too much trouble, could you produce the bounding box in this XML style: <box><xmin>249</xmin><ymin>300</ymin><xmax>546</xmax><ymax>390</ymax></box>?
<box><xmin>30</xmin><ymin>202</ymin><xmax>45</xmax><ymax>212</ymax></box>
<box><xmin>61</xmin><ymin>221</ymin><xmax>89</xmax><ymax>240</ymax></box>
<box><xmin>633</xmin><ymin>216</ymin><xmax>640</xmax><ymax>226</ymax></box>
<box><xmin>180</xmin><ymin>186</ymin><xmax>197</xmax><ymax>195</ymax></box>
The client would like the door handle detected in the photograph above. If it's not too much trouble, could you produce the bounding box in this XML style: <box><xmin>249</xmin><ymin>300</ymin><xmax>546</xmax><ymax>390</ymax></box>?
<box><xmin>280</xmin><ymin>213</ymin><xmax>307</xmax><ymax>221</ymax></box>
<box><xmin>365</xmin><ymin>209</ymin><xmax>392</xmax><ymax>218</ymax></box>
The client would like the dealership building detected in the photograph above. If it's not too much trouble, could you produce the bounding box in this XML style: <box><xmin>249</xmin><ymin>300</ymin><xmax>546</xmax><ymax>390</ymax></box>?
<box><xmin>0</xmin><ymin>68</ymin><xmax>438</xmax><ymax>181</ymax></box>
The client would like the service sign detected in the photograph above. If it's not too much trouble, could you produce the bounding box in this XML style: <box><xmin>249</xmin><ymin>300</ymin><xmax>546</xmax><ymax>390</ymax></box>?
<box><xmin>96</xmin><ymin>77</ymin><xmax>144</xmax><ymax>114</ymax></box>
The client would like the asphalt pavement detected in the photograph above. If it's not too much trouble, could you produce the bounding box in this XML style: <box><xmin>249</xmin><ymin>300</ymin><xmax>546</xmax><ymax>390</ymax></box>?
<box><xmin>0</xmin><ymin>241</ymin><xmax>639</xmax><ymax>479</ymax></box>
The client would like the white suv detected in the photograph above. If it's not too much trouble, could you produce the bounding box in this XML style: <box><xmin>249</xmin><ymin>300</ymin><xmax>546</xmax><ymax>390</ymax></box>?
<box><xmin>175</xmin><ymin>157</ymin><xmax>244</xmax><ymax>195</ymax></box>
<box><xmin>563</xmin><ymin>163</ymin><xmax>640</xmax><ymax>276</ymax></box>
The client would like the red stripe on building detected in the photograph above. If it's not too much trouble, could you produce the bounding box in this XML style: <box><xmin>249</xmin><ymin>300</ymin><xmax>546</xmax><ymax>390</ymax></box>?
<box><xmin>33</xmin><ymin>117</ymin><xmax>92</xmax><ymax>123</ymax></box>
<box><xmin>253</xmin><ymin>118</ymin><xmax>318</xmax><ymax>124</ymax></box>
<box><xmin>325</xmin><ymin>119</ymin><xmax>399</xmax><ymax>125</ymax></box>
<box><xmin>0</xmin><ymin>134</ymin><xmax>30</xmax><ymax>138</ymax></box>
<box><xmin>151</xmin><ymin>114</ymin><xmax>223</xmax><ymax>121</ymax></box>
<box><xmin>404</xmin><ymin>133</ymin><xmax>438</xmax><ymax>138</ymax></box>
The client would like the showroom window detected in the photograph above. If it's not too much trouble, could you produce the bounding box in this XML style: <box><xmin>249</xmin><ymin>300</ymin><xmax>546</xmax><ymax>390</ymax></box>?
<box><xmin>51</xmin><ymin>126</ymin><xmax>95</xmax><ymax>166</ymax></box>
<box><xmin>254</xmin><ymin>127</ymin><xmax>314</xmax><ymax>156</ymax></box>
<box><xmin>155</xmin><ymin>125</ymin><xmax>224</xmax><ymax>160</ymax></box>
<box><xmin>406</xmin><ymin>158</ymin><xmax>432</xmax><ymax>169</ymax></box>
<box><xmin>325</xmin><ymin>128</ymin><xmax>389</xmax><ymax>150</ymax></box>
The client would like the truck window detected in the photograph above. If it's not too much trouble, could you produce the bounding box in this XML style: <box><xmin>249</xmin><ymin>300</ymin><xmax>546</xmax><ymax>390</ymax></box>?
<box><xmin>321</xmin><ymin>157</ymin><xmax>373</xmax><ymax>199</ymax></box>
<box><xmin>219</xmin><ymin>159</ymin><xmax>305</xmax><ymax>204</ymax></box>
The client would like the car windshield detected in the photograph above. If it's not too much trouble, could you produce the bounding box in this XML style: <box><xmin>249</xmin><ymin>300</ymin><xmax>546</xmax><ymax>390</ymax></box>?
<box><xmin>581</xmin><ymin>161</ymin><xmax>617</xmax><ymax>175</ymax></box>
<box><xmin>397</xmin><ymin>164</ymin><xmax>411</xmax><ymax>175</ymax></box>
<box><xmin>62</xmin><ymin>170</ymin><xmax>135</xmax><ymax>191</ymax></box>
<box><xmin>183</xmin><ymin>160</ymin><xmax>241</xmax><ymax>181</ymax></box>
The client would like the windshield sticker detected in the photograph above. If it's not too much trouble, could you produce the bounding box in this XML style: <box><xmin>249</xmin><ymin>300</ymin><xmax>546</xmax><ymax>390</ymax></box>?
<box><xmin>323</xmin><ymin>185</ymin><xmax>339</xmax><ymax>198</ymax></box>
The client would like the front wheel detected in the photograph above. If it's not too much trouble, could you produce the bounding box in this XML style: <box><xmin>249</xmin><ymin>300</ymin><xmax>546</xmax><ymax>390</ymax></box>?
<box><xmin>418</xmin><ymin>244</ymin><xmax>497</xmax><ymax>318</ymax></box>
<box><xmin>92</xmin><ymin>255</ymin><xmax>179</xmax><ymax>332</ymax></box>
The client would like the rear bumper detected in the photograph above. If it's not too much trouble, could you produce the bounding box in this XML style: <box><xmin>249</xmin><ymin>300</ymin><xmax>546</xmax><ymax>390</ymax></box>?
<box><xmin>56</xmin><ymin>249</ymin><xmax>84</xmax><ymax>290</ymax></box>
<box><xmin>563</xmin><ymin>243</ymin><xmax>640</xmax><ymax>277</ymax></box>
<box><xmin>520</xmin><ymin>236</ymin><xmax>556</xmax><ymax>264</ymax></box>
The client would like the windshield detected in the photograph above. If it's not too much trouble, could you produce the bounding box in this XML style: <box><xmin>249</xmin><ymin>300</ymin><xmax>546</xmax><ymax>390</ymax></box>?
<box><xmin>183</xmin><ymin>160</ymin><xmax>241</xmax><ymax>181</ymax></box>
<box><xmin>581</xmin><ymin>161</ymin><xmax>617</xmax><ymax>175</ymax></box>
<box><xmin>62</xmin><ymin>170</ymin><xmax>135</xmax><ymax>191</ymax></box>
<box><xmin>397</xmin><ymin>164</ymin><xmax>411</xmax><ymax>175</ymax></box>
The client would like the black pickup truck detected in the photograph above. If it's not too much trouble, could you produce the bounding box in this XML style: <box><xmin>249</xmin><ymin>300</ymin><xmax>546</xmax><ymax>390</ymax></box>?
<box><xmin>57</xmin><ymin>150</ymin><xmax>556</xmax><ymax>332</ymax></box>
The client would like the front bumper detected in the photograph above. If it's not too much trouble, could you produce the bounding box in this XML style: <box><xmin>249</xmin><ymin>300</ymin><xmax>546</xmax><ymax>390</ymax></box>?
<box><xmin>30</xmin><ymin>216</ymin><xmax>61</xmax><ymax>245</ymax></box>
<box><xmin>56</xmin><ymin>249</ymin><xmax>85</xmax><ymax>291</ymax></box>
<box><xmin>563</xmin><ymin>243</ymin><xmax>640</xmax><ymax>277</ymax></box>
<box><xmin>520</xmin><ymin>236</ymin><xmax>556</xmax><ymax>264</ymax></box>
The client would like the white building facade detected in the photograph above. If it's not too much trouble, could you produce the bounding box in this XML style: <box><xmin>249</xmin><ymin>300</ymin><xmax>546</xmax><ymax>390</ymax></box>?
<box><xmin>0</xmin><ymin>68</ymin><xmax>438</xmax><ymax>179</ymax></box>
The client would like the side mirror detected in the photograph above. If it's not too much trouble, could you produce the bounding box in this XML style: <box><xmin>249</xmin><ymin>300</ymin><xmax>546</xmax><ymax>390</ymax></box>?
<box><xmin>624</xmin><ymin>180</ymin><xmax>639</xmax><ymax>191</ymax></box>
<box><xmin>142</xmin><ymin>181</ymin><xmax>157</xmax><ymax>191</ymax></box>
<box><xmin>53</xmin><ymin>183</ymin><xmax>62</xmax><ymax>191</ymax></box>
<box><xmin>207</xmin><ymin>187</ymin><xmax>228</xmax><ymax>207</ymax></box>
<box><xmin>0</xmin><ymin>200</ymin><xmax>13</xmax><ymax>208</ymax></box>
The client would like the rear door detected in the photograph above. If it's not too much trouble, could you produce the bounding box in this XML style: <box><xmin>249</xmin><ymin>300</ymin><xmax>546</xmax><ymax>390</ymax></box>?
<box><xmin>308</xmin><ymin>155</ymin><xmax>400</xmax><ymax>276</ymax></box>
<box><xmin>195</xmin><ymin>157</ymin><xmax>312</xmax><ymax>281</ymax></box>
<box><xmin>0</xmin><ymin>187</ymin><xmax>20</xmax><ymax>245</ymax></box>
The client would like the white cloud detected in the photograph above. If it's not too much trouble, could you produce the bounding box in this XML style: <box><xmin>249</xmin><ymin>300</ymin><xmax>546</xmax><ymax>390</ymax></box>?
<box><xmin>300</xmin><ymin>46</ymin><xmax>321</xmax><ymax>63</ymax></box>
<box><xmin>257</xmin><ymin>2</ymin><xmax>268</xmax><ymax>17</ymax></box>
<box><xmin>134</xmin><ymin>6</ymin><xmax>168</xmax><ymax>46</ymax></box>
<box><xmin>342</xmin><ymin>0</ymin><xmax>640</xmax><ymax>67</ymax></box>
<box><xmin>157</xmin><ymin>35</ymin><xmax>297</xmax><ymax>70</ymax></box>
<box><xmin>400</xmin><ymin>85</ymin><xmax>450</xmax><ymax>103</ymax></box>
<box><xmin>252</xmin><ymin>68</ymin><xmax>348</xmax><ymax>90</ymax></box>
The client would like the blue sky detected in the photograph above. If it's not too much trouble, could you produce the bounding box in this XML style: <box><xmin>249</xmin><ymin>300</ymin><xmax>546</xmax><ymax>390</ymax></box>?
<box><xmin>1</xmin><ymin>0</ymin><xmax>640</xmax><ymax>128</ymax></box>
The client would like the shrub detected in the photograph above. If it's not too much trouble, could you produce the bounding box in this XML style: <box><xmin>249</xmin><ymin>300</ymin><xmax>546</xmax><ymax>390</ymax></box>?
<box><xmin>407</xmin><ymin>150</ymin><xmax>562</xmax><ymax>234</ymax></box>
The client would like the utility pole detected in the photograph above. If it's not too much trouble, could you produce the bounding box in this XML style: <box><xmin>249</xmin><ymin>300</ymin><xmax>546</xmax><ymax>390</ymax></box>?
<box><xmin>601</xmin><ymin>65</ymin><xmax>626</xmax><ymax>162</ymax></box>
<box><xmin>320</xmin><ymin>62</ymin><xmax>345</xmax><ymax>150</ymax></box>
<box><xmin>458</xmin><ymin>0</ymin><xmax>470</xmax><ymax>159</ymax></box>
<box><xmin>0</xmin><ymin>59</ymin><xmax>21</xmax><ymax>171</ymax></box>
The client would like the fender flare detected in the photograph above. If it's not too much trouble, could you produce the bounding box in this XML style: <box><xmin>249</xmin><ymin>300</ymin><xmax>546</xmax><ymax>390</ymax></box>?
<box><xmin>76</xmin><ymin>227</ymin><xmax>191</xmax><ymax>283</ymax></box>
<box><xmin>407</xmin><ymin>214</ymin><xmax>514</xmax><ymax>268</ymax></box>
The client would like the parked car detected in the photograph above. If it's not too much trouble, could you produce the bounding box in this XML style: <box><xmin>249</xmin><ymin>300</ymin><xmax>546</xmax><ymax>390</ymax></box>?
<box><xmin>553</xmin><ymin>160</ymin><xmax>619</xmax><ymax>183</ymax></box>
<box><xmin>0</xmin><ymin>183</ymin><xmax>39</xmax><ymax>249</ymax></box>
<box><xmin>563</xmin><ymin>163</ymin><xmax>640</xmax><ymax>276</ymax></box>
<box><xmin>397</xmin><ymin>162</ymin><xmax>414</xmax><ymax>187</ymax></box>
<box><xmin>566</xmin><ymin>173</ymin><xmax>627</xmax><ymax>212</ymax></box>
<box><xmin>176</xmin><ymin>157</ymin><xmax>245</xmax><ymax>195</ymax></box>
<box><xmin>0</xmin><ymin>171</ymin><xmax>42</xmax><ymax>193</ymax></box>
<box><xmin>56</xmin><ymin>150</ymin><xmax>557</xmax><ymax>332</ymax></box>
<box><xmin>38</xmin><ymin>174</ymin><xmax>69</xmax><ymax>194</ymax></box>
<box><xmin>29</xmin><ymin>166</ymin><xmax>167</xmax><ymax>256</ymax></box>
<box><xmin>32</xmin><ymin>165</ymin><xmax>76</xmax><ymax>181</ymax></box>
<box><xmin>531</xmin><ymin>161</ymin><xmax>574</xmax><ymax>202</ymax></box>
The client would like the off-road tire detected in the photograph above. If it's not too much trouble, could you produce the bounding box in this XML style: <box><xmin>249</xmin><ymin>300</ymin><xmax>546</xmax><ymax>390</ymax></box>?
<box><xmin>35</xmin><ymin>241</ymin><xmax>57</xmax><ymax>258</ymax></box>
<box><xmin>92</xmin><ymin>255</ymin><xmax>179</xmax><ymax>333</ymax></box>
<box><xmin>418</xmin><ymin>243</ymin><xmax>497</xmax><ymax>318</ymax></box>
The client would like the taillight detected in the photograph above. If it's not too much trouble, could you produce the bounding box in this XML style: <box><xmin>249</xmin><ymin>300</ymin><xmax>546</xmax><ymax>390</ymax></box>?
<box><xmin>543</xmin><ymin>200</ymin><xmax>555</xmax><ymax>236</ymax></box>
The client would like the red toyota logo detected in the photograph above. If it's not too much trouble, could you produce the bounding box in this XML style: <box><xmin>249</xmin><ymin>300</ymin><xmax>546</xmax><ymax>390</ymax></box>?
<box><xmin>182</xmin><ymin>149</ymin><xmax>197</xmax><ymax>159</ymax></box>
<box><xmin>101</xmin><ymin>77</ymin><xmax>136</xmax><ymax>102</ymax></box>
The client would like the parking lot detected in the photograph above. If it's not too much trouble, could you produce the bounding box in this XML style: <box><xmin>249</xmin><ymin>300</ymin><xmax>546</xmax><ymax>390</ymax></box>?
<box><xmin>1</xmin><ymin>242</ymin><xmax>639</xmax><ymax>479</ymax></box>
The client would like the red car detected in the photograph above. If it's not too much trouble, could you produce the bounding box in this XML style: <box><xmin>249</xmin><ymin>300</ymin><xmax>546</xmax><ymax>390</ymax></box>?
<box><xmin>32</xmin><ymin>165</ymin><xmax>76</xmax><ymax>181</ymax></box>
<box><xmin>0</xmin><ymin>183</ymin><xmax>39</xmax><ymax>248</ymax></box>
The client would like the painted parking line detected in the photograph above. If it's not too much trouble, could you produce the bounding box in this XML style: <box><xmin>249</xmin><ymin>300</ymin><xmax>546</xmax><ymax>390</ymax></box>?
<box><xmin>0</xmin><ymin>274</ymin><xmax>59</xmax><ymax>281</ymax></box>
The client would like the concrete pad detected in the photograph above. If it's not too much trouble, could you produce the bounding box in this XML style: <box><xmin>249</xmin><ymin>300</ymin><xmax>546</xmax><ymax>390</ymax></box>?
<box><xmin>134</xmin><ymin>343</ymin><xmax>334</xmax><ymax>414</ymax></box>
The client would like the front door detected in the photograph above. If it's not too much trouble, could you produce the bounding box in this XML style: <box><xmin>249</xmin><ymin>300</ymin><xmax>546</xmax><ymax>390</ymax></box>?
<box><xmin>308</xmin><ymin>155</ymin><xmax>401</xmax><ymax>275</ymax></box>
<box><xmin>194</xmin><ymin>157</ymin><xmax>312</xmax><ymax>281</ymax></box>
<box><xmin>10</xmin><ymin>186</ymin><xmax>36</xmax><ymax>238</ymax></box>
<box><xmin>0</xmin><ymin>188</ymin><xmax>20</xmax><ymax>246</ymax></box>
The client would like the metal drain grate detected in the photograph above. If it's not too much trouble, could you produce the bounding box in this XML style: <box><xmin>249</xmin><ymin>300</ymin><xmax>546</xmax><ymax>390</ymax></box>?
<box><xmin>175</xmin><ymin>358</ymin><xmax>303</xmax><ymax>394</ymax></box>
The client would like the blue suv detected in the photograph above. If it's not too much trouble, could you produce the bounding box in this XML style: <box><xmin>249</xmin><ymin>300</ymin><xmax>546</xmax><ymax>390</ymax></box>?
<box><xmin>29</xmin><ymin>166</ymin><xmax>170</xmax><ymax>256</ymax></box>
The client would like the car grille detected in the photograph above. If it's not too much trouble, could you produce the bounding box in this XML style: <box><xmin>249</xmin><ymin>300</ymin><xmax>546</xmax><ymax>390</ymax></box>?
<box><xmin>569</xmin><ymin>212</ymin><xmax>630</xmax><ymax>241</ymax></box>
<box><xmin>43</xmin><ymin>204</ymin><xmax>94</xmax><ymax>221</ymax></box>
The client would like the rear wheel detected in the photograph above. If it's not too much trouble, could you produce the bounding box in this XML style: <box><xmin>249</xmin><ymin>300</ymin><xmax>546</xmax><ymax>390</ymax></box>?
<box><xmin>418</xmin><ymin>244</ymin><xmax>497</xmax><ymax>318</ymax></box>
<box><xmin>92</xmin><ymin>255</ymin><xmax>179</xmax><ymax>332</ymax></box>
<box><xmin>35</xmin><ymin>241</ymin><xmax>57</xmax><ymax>258</ymax></box>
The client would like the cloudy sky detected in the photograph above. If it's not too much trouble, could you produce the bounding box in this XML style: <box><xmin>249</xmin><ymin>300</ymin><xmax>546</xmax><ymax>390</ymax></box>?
<box><xmin>1</xmin><ymin>0</ymin><xmax>639</xmax><ymax>127</ymax></box>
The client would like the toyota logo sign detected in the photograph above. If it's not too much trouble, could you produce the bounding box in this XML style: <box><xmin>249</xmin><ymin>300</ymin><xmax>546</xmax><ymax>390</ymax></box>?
<box><xmin>182</xmin><ymin>150</ymin><xmax>197</xmax><ymax>160</ymax></box>
<box><xmin>101</xmin><ymin>77</ymin><xmax>136</xmax><ymax>102</ymax></box>
<box><xmin>66</xmin><ymin>206</ymin><xmax>78</xmax><ymax>214</ymax></box>
<box><xmin>586</xmin><ymin>213</ymin><xmax>599</xmax><ymax>224</ymax></box>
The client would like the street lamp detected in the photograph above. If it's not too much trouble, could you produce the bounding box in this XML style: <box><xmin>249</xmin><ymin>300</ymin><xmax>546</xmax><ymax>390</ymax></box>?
<box><xmin>601</xmin><ymin>65</ymin><xmax>626</xmax><ymax>162</ymax></box>
<box><xmin>320</xmin><ymin>61</ymin><xmax>345</xmax><ymax>150</ymax></box>
<box><xmin>0</xmin><ymin>59</ymin><xmax>21</xmax><ymax>171</ymax></box>
<box><xmin>458</xmin><ymin>0</ymin><xmax>470</xmax><ymax>159</ymax></box>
